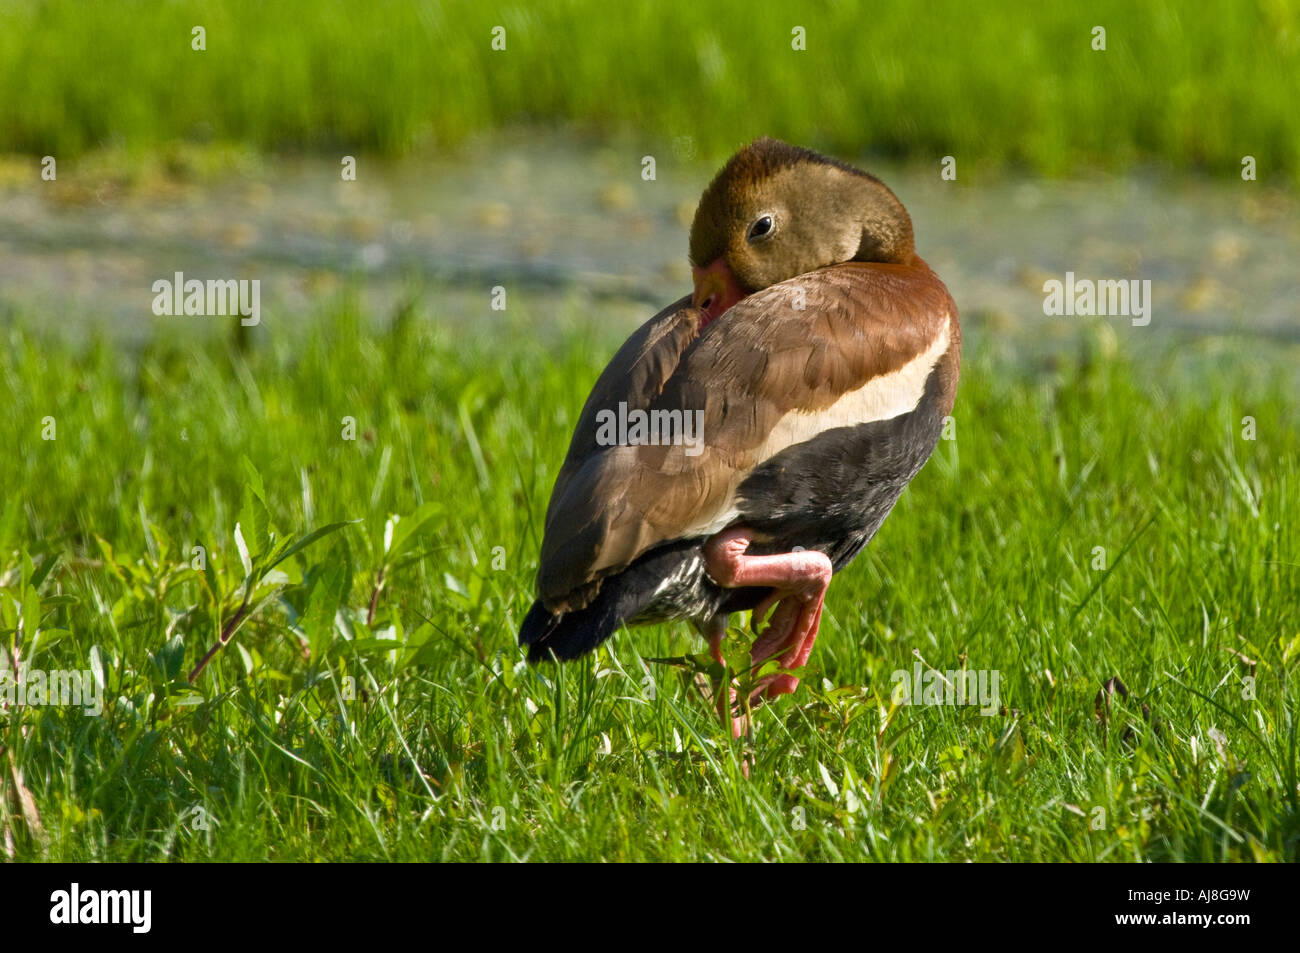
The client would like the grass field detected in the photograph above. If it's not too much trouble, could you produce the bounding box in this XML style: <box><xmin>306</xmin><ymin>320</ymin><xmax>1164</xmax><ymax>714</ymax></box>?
<box><xmin>3</xmin><ymin>0</ymin><xmax>1299</xmax><ymax>182</ymax></box>
<box><xmin>2</xmin><ymin>299</ymin><xmax>1297</xmax><ymax>861</ymax></box>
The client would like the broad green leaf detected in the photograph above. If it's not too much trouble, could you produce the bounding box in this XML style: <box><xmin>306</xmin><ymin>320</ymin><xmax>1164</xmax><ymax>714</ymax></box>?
<box><xmin>241</xmin><ymin>454</ymin><xmax>267</xmax><ymax>503</ymax></box>
<box><xmin>88</xmin><ymin>645</ymin><xmax>105</xmax><ymax>691</ymax></box>
<box><xmin>398</xmin><ymin>622</ymin><xmax>439</xmax><ymax>669</ymax></box>
<box><xmin>151</xmin><ymin>634</ymin><xmax>186</xmax><ymax>682</ymax></box>
<box><xmin>346</xmin><ymin>638</ymin><xmax>405</xmax><ymax>658</ymax></box>
<box><xmin>302</xmin><ymin>558</ymin><xmax>345</xmax><ymax>661</ymax></box>
<box><xmin>234</xmin><ymin>522</ymin><xmax>253</xmax><ymax>578</ymax></box>
<box><xmin>20</xmin><ymin>584</ymin><xmax>40</xmax><ymax>642</ymax></box>
<box><xmin>385</xmin><ymin>501</ymin><xmax>440</xmax><ymax>563</ymax></box>
<box><xmin>1281</xmin><ymin>632</ymin><xmax>1300</xmax><ymax>666</ymax></box>
<box><xmin>31</xmin><ymin>551</ymin><xmax>60</xmax><ymax>587</ymax></box>
<box><xmin>266</xmin><ymin>520</ymin><xmax>361</xmax><ymax>573</ymax></box>
<box><xmin>239</xmin><ymin>486</ymin><xmax>271</xmax><ymax>557</ymax></box>
<box><xmin>817</xmin><ymin>761</ymin><xmax>840</xmax><ymax>800</ymax></box>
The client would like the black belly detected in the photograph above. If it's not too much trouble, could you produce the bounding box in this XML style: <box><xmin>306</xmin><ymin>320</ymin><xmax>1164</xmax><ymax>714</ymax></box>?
<box><xmin>630</xmin><ymin>362</ymin><xmax>949</xmax><ymax>626</ymax></box>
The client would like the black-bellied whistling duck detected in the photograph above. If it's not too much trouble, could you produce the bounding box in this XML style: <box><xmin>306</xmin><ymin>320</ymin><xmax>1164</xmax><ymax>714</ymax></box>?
<box><xmin>519</xmin><ymin>137</ymin><xmax>960</xmax><ymax>734</ymax></box>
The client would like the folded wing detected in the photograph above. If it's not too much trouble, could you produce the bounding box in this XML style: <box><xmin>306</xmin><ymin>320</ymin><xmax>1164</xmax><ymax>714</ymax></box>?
<box><xmin>538</xmin><ymin>262</ymin><xmax>957</xmax><ymax>612</ymax></box>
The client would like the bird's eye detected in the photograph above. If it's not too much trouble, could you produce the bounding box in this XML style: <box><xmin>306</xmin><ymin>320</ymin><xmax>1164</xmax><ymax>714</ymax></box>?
<box><xmin>746</xmin><ymin>215</ymin><xmax>774</xmax><ymax>242</ymax></box>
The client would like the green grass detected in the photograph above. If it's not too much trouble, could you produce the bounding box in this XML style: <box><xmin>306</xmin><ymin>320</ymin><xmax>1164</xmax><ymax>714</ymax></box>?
<box><xmin>1</xmin><ymin>296</ymin><xmax>1297</xmax><ymax>862</ymax></box>
<box><xmin>2</xmin><ymin>0</ymin><xmax>1299</xmax><ymax>181</ymax></box>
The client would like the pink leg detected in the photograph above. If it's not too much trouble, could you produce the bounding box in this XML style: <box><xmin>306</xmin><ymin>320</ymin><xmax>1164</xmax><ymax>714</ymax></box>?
<box><xmin>704</xmin><ymin>527</ymin><xmax>832</xmax><ymax>702</ymax></box>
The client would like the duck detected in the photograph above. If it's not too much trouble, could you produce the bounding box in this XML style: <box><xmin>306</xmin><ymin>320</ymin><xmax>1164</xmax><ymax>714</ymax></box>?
<box><xmin>518</xmin><ymin>137</ymin><xmax>960</xmax><ymax>732</ymax></box>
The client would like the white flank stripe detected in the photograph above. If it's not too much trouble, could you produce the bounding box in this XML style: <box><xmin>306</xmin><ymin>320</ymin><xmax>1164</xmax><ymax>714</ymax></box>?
<box><xmin>680</xmin><ymin>315</ymin><xmax>951</xmax><ymax>539</ymax></box>
<box><xmin>753</xmin><ymin>316</ymin><xmax>951</xmax><ymax>462</ymax></box>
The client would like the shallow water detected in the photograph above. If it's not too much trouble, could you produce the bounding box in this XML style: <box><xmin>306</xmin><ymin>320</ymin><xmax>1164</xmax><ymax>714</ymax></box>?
<box><xmin>2</xmin><ymin>133</ymin><xmax>1296</xmax><ymax>355</ymax></box>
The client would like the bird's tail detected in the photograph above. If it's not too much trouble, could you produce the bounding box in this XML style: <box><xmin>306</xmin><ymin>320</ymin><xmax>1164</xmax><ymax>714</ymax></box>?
<box><xmin>519</xmin><ymin>542</ymin><xmax>704</xmax><ymax>663</ymax></box>
<box><xmin>522</xmin><ymin>556</ymin><xmax>665</xmax><ymax>660</ymax></box>
<box><xmin>518</xmin><ymin>588</ymin><xmax>628</xmax><ymax>663</ymax></box>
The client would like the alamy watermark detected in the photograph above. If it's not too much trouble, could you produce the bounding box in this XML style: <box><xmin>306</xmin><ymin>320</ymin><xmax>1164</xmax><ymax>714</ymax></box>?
<box><xmin>1042</xmin><ymin>272</ymin><xmax>1151</xmax><ymax>327</ymax></box>
<box><xmin>891</xmin><ymin>661</ymin><xmax>1000</xmax><ymax>715</ymax></box>
<box><xmin>593</xmin><ymin>402</ymin><xmax>705</xmax><ymax>457</ymax></box>
<box><xmin>49</xmin><ymin>883</ymin><xmax>150</xmax><ymax>933</ymax></box>
<box><xmin>0</xmin><ymin>661</ymin><xmax>102</xmax><ymax>716</ymax></box>
<box><xmin>151</xmin><ymin>272</ymin><xmax>260</xmax><ymax>326</ymax></box>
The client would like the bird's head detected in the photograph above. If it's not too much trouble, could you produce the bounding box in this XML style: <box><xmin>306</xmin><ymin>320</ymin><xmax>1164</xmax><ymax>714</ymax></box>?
<box><xmin>688</xmin><ymin>137</ymin><xmax>916</xmax><ymax>323</ymax></box>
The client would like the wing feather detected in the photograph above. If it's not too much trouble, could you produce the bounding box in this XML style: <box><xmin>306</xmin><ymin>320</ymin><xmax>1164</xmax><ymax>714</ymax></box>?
<box><xmin>537</xmin><ymin>261</ymin><xmax>956</xmax><ymax>611</ymax></box>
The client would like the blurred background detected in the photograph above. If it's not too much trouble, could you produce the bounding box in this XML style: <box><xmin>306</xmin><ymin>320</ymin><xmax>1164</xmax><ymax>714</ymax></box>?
<box><xmin>0</xmin><ymin>0</ymin><xmax>1297</xmax><ymax>350</ymax></box>
<box><xmin>2</xmin><ymin>1</ymin><xmax>1299</xmax><ymax>866</ymax></box>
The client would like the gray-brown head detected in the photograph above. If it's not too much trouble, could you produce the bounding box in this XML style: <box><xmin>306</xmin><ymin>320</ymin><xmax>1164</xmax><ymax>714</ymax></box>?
<box><xmin>688</xmin><ymin>137</ymin><xmax>915</xmax><ymax>322</ymax></box>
